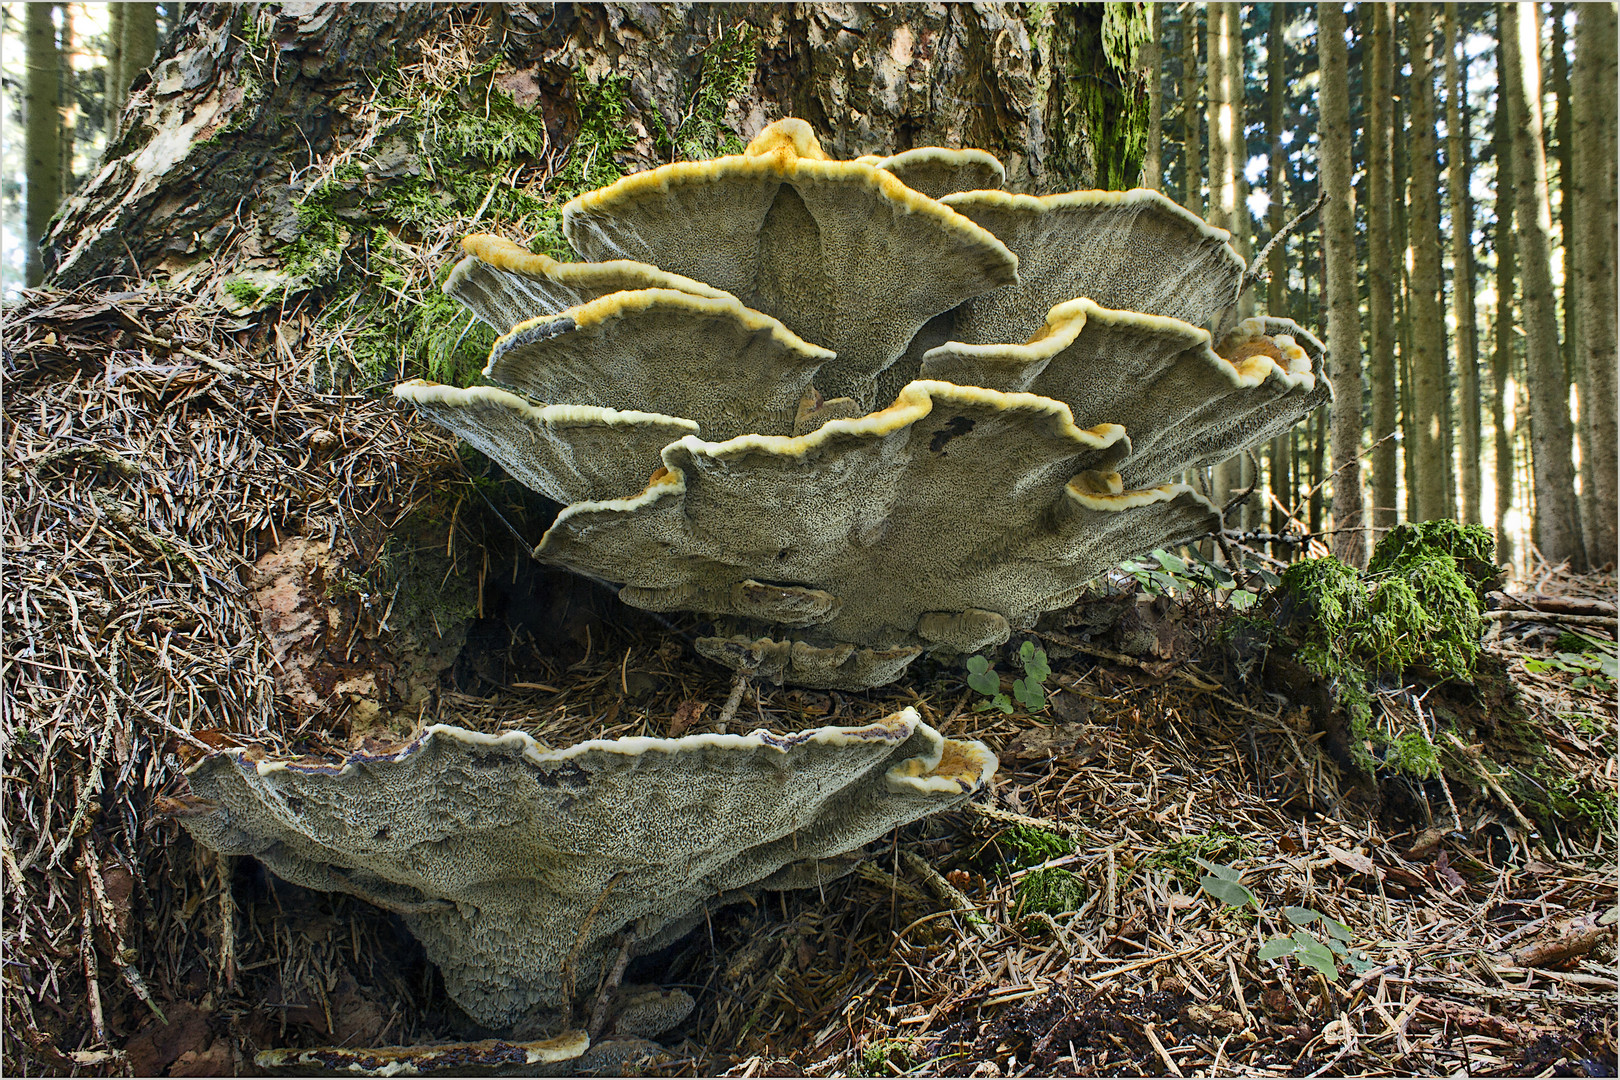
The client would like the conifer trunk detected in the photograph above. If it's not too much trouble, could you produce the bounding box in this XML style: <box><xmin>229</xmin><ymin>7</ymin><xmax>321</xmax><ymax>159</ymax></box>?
<box><xmin>1571</xmin><ymin>2</ymin><xmax>1619</xmax><ymax>568</ymax></box>
<box><xmin>46</xmin><ymin>4</ymin><xmax>1144</xmax><ymax>293</ymax></box>
<box><xmin>25</xmin><ymin>2</ymin><xmax>62</xmax><ymax>288</ymax></box>
<box><xmin>1444</xmin><ymin>7</ymin><xmax>1482</xmax><ymax>525</ymax></box>
<box><xmin>1502</xmin><ymin>1</ymin><xmax>1586</xmax><ymax>570</ymax></box>
<box><xmin>1493</xmin><ymin>40</ymin><xmax>1519</xmax><ymax>571</ymax></box>
<box><xmin>1319</xmin><ymin>3</ymin><xmax>1364</xmax><ymax>565</ymax></box>
<box><xmin>1181</xmin><ymin>3</ymin><xmax>1201</xmax><ymax>213</ymax></box>
<box><xmin>1407</xmin><ymin>5</ymin><xmax>1449</xmax><ymax>522</ymax></box>
<box><xmin>1267</xmin><ymin>7</ymin><xmax>1290</xmax><ymax>552</ymax></box>
<box><xmin>1366</xmin><ymin>2</ymin><xmax>1399</xmax><ymax>536</ymax></box>
<box><xmin>1143</xmin><ymin>3</ymin><xmax>1162</xmax><ymax>190</ymax></box>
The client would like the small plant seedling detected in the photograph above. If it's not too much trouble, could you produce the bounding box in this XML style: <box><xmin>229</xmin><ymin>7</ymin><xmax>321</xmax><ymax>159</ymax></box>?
<box><xmin>1193</xmin><ymin>857</ymin><xmax>1258</xmax><ymax>909</ymax></box>
<box><xmin>1258</xmin><ymin>906</ymin><xmax>1356</xmax><ymax>981</ymax></box>
<box><xmin>965</xmin><ymin>641</ymin><xmax>1051</xmax><ymax>715</ymax></box>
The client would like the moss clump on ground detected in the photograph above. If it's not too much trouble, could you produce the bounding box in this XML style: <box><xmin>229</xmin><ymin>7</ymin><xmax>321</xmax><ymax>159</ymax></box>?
<box><xmin>1145</xmin><ymin>828</ymin><xmax>1251</xmax><ymax>888</ymax></box>
<box><xmin>1014</xmin><ymin>868</ymin><xmax>1087</xmax><ymax>918</ymax></box>
<box><xmin>1275</xmin><ymin>522</ymin><xmax>1498</xmax><ymax>777</ymax></box>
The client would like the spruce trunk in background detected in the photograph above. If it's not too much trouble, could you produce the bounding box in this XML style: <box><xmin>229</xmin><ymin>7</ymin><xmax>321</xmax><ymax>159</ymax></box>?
<box><xmin>119</xmin><ymin>2</ymin><xmax>158</xmax><ymax>121</ymax></box>
<box><xmin>1366</xmin><ymin>3</ymin><xmax>1399</xmax><ymax>537</ymax></box>
<box><xmin>1142</xmin><ymin>3</ymin><xmax>1162</xmax><ymax>190</ymax></box>
<box><xmin>1406</xmin><ymin>6</ymin><xmax>1449</xmax><ymax>524</ymax></box>
<box><xmin>1319</xmin><ymin>2</ymin><xmax>1365</xmax><ymax>567</ymax></box>
<box><xmin>1444</xmin><ymin>7</ymin><xmax>1482</xmax><ymax>526</ymax></box>
<box><xmin>1492</xmin><ymin>54</ymin><xmax>1519</xmax><ymax>572</ymax></box>
<box><xmin>1502</xmin><ymin>2</ymin><xmax>1586</xmax><ymax>572</ymax></box>
<box><xmin>1205</xmin><ymin>2</ymin><xmax>1242</xmax><ymax>520</ymax></box>
<box><xmin>25</xmin><ymin>3</ymin><xmax>62</xmax><ymax>288</ymax></box>
<box><xmin>1571</xmin><ymin>2</ymin><xmax>1619</xmax><ymax>568</ymax></box>
<box><xmin>1181</xmin><ymin>3</ymin><xmax>1202</xmax><ymax>214</ymax></box>
<box><xmin>107</xmin><ymin>2</ymin><xmax>124</xmax><ymax>122</ymax></box>
<box><xmin>1267</xmin><ymin>6</ymin><xmax>1290</xmax><ymax>554</ymax></box>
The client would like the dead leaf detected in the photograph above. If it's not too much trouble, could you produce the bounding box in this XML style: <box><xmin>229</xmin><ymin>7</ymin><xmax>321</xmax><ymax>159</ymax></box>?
<box><xmin>669</xmin><ymin>700</ymin><xmax>707</xmax><ymax>737</ymax></box>
<box><xmin>1324</xmin><ymin>843</ymin><xmax>1382</xmax><ymax>880</ymax></box>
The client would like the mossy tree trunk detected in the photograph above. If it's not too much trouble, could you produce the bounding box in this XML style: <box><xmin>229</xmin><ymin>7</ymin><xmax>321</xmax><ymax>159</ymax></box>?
<box><xmin>44</xmin><ymin>3</ymin><xmax>1149</xmax><ymax>324</ymax></box>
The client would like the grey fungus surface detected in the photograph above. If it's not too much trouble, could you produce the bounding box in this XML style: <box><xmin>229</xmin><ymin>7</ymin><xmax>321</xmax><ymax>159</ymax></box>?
<box><xmin>393</xmin><ymin>116</ymin><xmax>1327</xmax><ymax>691</ymax></box>
<box><xmin>180</xmin><ymin>710</ymin><xmax>996</xmax><ymax>1030</ymax></box>
<box><xmin>561</xmin><ymin>120</ymin><xmax>1019</xmax><ymax>405</ymax></box>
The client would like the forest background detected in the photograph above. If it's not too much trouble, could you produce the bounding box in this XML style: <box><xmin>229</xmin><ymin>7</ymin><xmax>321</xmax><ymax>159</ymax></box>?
<box><xmin>2</xmin><ymin>4</ymin><xmax>1617</xmax><ymax>1077</ymax></box>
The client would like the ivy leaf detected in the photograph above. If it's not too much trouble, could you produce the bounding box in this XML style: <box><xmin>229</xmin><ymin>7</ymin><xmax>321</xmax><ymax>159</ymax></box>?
<box><xmin>967</xmin><ymin>670</ymin><xmax>1000</xmax><ymax>697</ymax></box>
<box><xmin>1024</xmin><ymin>648</ymin><xmax>1051</xmax><ymax>684</ymax></box>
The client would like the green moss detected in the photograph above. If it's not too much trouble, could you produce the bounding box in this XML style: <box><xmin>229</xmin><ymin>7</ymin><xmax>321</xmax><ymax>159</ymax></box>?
<box><xmin>1146</xmin><ymin>829</ymin><xmax>1251</xmax><ymax>888</ymax></box>
<box><xmin>223</xmin><ymin>276</ymin><xmax>268</xmax><ymax>307</ymax></box>
<box><xmin>1046</xmin><ymin>4</ymin><xmax>1151</xmax><ymax>190</ymax></box>
<box><xmin>1278</xmin><ymin>524</ymin><xmax>1497</xmax><ymax>778</ymax></box>
<box><xmin>1014</xmin><ymin>868</ymin><xmax>1088</xmax><ymax>918</ymax></box>
<box><xmin>669</xmin><ymin>23</ymin><xmax>758</xmax><ymax>160</ymax></box>
<box><xmin>1000</xmin><ymin>825</ymin><xmax>1076</xmax><ymax>870</ymax></box>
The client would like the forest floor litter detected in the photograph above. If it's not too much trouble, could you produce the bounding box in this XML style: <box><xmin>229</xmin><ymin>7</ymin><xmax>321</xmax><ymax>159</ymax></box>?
<box><xmin>3</xmin><ymin>289</ymin><xmax>1615</xmax><ymax>1077</ymax></box>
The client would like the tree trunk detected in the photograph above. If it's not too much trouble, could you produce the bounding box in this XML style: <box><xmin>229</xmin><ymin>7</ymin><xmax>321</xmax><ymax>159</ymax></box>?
<box><xmin>1493</xmin><ymin>34</ymin><xmax>1519</xmax><ymax>571</ymax></box>
<box><xmin>116</xmin><ymin>2</ymin><xmax>159</xmax><ymax>133</ymax></box>
<box><xmin>1503</xmin><ymin>1</ymin><xmax>1586</xmax><ymax>570</ymax></box>
<box><xmin>107</xmin><ymin>2</ymin><xmax>125</xmax><ymax>122</ymax></box>
<box><xmin>1571</xmin><ymin>2</ymin><xmax>1619</xmax><ymax>568</ymax></box>
<box><xmin>1444</xmin><ymin>6</ymin><xmax>1481</xmax><ymax>525</ymax></box>
<box><xmin>1181</xmin><ymin>2</ymin><xmax>1202</xmax><ymax>213</ymax></box>
<box><xmin>46</xmin><ymin>3</ymin><xmax>1146</xmax><ymax>304</ymax></box>
<box><xmin>1143</xmin><ymin>2</ymin><xmax>1162</xmax><ymax>190</ymax></box>
<box><xmin>1206</xmin><ymin>2</ymin><xmax>1244</xmax><ymax>520</ymax></box>
<box><xmin>1550</xmin><ymin>6</ymin><xmax>1577</xmax><ymax>394</ymax></box>
<box><xmin>1366</xmin><ymin>2</ymin><xmax>1398</xmax><ymax>537</ymax></box>
<box><xmin>26</xmin><ymin>3</ymin><xmax>63</xmax><ymax>288</ymax></box>
<box><xmin>1407</xmin><ymin>5</ymin><xmax>1448</xmax><ymax>523</ymax></box>
<box><xmin>1267</xmin><ymin>5</ymin><xmax>1289</xmax><ymax>553</ymax></box>
<box><xmin>1319</xmin><ymin>2</ymin><xmax>1364</xmax><ymax>566</ymax></box>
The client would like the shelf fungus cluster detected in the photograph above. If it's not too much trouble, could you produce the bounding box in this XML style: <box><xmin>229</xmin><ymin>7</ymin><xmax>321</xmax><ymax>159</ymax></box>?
<box><xmin>398</xmin><ymin>118</ymin><xmax>1328</xmax><ymax>692</ymax></box>
<box><xmin>178</xmin><ymin>709</ymin><xmax>996</xmax><ymax>1039</ymax></box>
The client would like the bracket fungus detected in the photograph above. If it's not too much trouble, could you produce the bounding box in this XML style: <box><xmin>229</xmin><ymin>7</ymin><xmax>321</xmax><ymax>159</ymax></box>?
<box><xmin>178</xmin><ymin>709</ymin><xmax>995</xmax><ymax>1031</ymax></box>
<box><xmin>401</xmin><ymin>118</ymin><xmax>1330</xmax><ymax>690</ymax></box>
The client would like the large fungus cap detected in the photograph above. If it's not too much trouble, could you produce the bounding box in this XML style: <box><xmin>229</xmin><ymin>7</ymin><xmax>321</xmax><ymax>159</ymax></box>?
<box><xmin>482</xmin><ymin>288</ymin><xmax>833</xmax><ymax>441</ymax></box>
<box><xmin>561</xmin><ymin>118</ymin><xmax>1019</xmax><ymax>406</ymax></box>
<box><xmin>855</xmin><ymin>145</ymin><xmax>1008</xmax><ymax>198</ymax></box>
<box><xmin>922</xmin><ymin>300</ymin><xmax>1328</xmax><ymax>486</ymax></box>
<box><xmin>537</xmin><ymin>380</ymin><xmax>1218</xmax><ymax>687</ymax></box>
<box><xmin>445</xmin><ymin>232</ymin><xmax>735</xmax><ymax>332</ymax></box>
<box><xmin>393</xmin><ymin>380</ymin><xmax>696</xmax><ymax>505</ymax></box>
<box><xmin>177</xmin><ymin>710</ymin><xmax>995</xmax><ymax>1029</ymax></box>
<box><xmin>938</xmin><ymin>188</ymin><xmax>1247</xmax><ymax>343</ymax></box>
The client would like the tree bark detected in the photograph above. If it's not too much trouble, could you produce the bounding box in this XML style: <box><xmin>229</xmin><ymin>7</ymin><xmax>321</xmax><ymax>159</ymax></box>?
<box><xmin>1493</xmin><ymin>46</ymin><xmax>1519</xmax><ymax>571</ymax></box>
<box><xmin>1444</xmin><ymin>7</ymin><xmax>1482</xmax><ymax>525</ymax></box>
<box><xmin>26</xmin><ymin>3</ymin><xmax>63</xmax><ymax>288</ymax></box>
<box><xmin>1181</xmin><ymin>2</ymin><xmax>1202</xmax><ymax>213</ymax></box>
<box><xmin>47</xmin><ymin>4</ymin><xmax>1143</xmax><ymax>295</ymax></box>
<box><xmin>1206</xmin><ymin>2</ymin><xmax>1245</xmax><ymax>520</ymax></box>
<box><xmin>1407</xmin><ymin>5</ymin><xmax>1449</xmax><ymax>523</ymax></box>
<box><xmin>1319</xmin><ymin>2</ymin><xmax>1365</xmax><ymax>566</ymax></box>
<box><xmin>1571</xmin><ymin>2</ymin><xmax>1619</xmax><ymax>568</ymax></box>
<box><xmin>1267</xmin><ymin>5</ymin><xmax>1290</xmax><ymax>552</ymax></box>
<box><xmin>1366</xmin><ymin>3</ymin><xmax>1398</xmax><ymax>537</ymax></box>
<box><xmin>107</xmin><ymin>2</ymin><xmax>125</xmax><ymax>123</ymax></box>
<box><xmin>117</xmin><ymin>2</ymin><xmax>159</xmax><ymax>133</ymax></box>
<box><xmin>1502</xmin><ymin>1</ymin><xmax>1586</xmax><ymax>570</ymax></box>
<box><xmin>1143</xmin><ymin>2</ymin><xmax>1162</xmax><ymax>190</ymax></box>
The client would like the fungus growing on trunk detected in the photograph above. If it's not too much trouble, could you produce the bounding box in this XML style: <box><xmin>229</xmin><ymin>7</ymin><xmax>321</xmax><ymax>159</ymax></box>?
<box><xmin>177</xmin><ymin>710</ymin><xmax>994</xmax><ymax>1031</ymax></box>
<box><xmin>396</xmin><ymin>118</ymin><xmax>1330</xmax><ymax>690</ymax></box>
